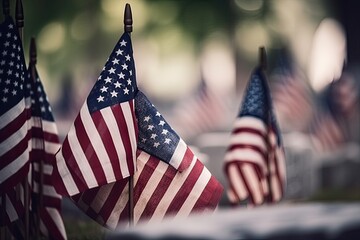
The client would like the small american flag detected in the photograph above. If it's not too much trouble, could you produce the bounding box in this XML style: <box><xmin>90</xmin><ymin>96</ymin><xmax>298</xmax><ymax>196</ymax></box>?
<box><xmin>27</xmin><ymin>66</ymin><xmax>67</xmax><ymax>239</ymax></box>
<box><xmin>224</xmin><ymin>68</ymin><xmax>286</xmax><ymax>205</ymax></box>
<box><xmin>52</xmin><ymin>32</ymin><xmax>138</xmax><ymax>196</ymax></box>
<box><xmin>0</xmin><ymin>16</ymin><xmax>30</xmax><ymax>199</ymax></box>
<box><xmin>70</xmin><ymin>91</ymin><xmax>223</xmax><ymax>228</ymax></box>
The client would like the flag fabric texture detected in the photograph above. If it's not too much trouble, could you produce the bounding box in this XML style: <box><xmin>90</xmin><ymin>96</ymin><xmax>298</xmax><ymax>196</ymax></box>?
<box><xmin>71</xmin><ymin>91</ymin><xmax>223</xmax><ymax>229</ymax></box>
<box><xmin>0</xmin><ymin>16</ymin><xmax>30</xmax><ymax>194</ymax></box>
<box><xmin>224</xmin><ymin>67</ymin><xmax>286</xmax><ymax>206</ymax></box>
<box><xmin>52</xmin><ymin>32</ymin><xmax>138</xmax><ymax>196</ymax></box>
<box><xmin>27</xmin><ymin>66</ymin><xmax>66</xmax><ymax>239</ymax></box>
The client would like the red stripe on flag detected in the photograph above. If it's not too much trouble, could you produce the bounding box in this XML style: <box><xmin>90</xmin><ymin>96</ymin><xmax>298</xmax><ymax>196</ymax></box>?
<box><xmin>118</xmin><ymin>156</ymin><xmax>162</xmax><ymax>223</ymax></box>
<box><xmin>112</xmin><ymin>104</ymin><xmax>135</xmax><ymax>176</ymax></box>
<box><xmin>0</xmin><ymin>132</ymin><xmax>29</xmax><ymax>169</ymax></box>
<box><xmin>31</xmin><ymin>127</ymin><xmax>59</xmax><ymax>143</ymax></box>
<box><xmin>165</xmin><ymin>160</ymin><xmax>204</xmax><ymax>215</ymax></box>
<box><xmin>232</xmin><ymin>127</ymin><xmax>266</xmax><ymax>140</ymax></box>
<box><xmin>74</xmin><ymin>114</ymin><xmax>107</xmax><ymax>185</ymax></box>
<box><xmin>40</xmin><ymin>208</ymin><xmax>66</xmax><ymax>240</ymax></box>
<box><xmin>228</xmin><ymin>144</ymin><xmax>267</xmax><ymax>160</ymax></box>
<box><xmin>61</xmin><ymin>138</ymin><xmax>88</xmax><ymax>193</ymax></box>
<box><xmin>97</xmin><ymin>180</ymin><xmax>127</xmax><ymax>225</ymax></box>
<box><xmin>177</xmin><ymin>147</ymin><xmax>193</xmax><ymax>172</ymax></box>
<box><xmin>92</xmin><ymin>110</ymin><xmax>122</xmax><ymax>180</ymax></box>
<box><xmin>139</xmin><ymin>166</ymin><xmax>175</xmax><ymax>220</ymax></box>
<box><xmin>0</xmin><ymin>109</ymin><xmax>28</xmax><ymax>142</ymax></box>
<box><xmin>51</xmin><ymin>163</ymin><xmax>69</xmax><ymax>196</ymax></box>
<box><xmin>192</xmin><ymin>175</ymin><xmax>223</xmax><ymax>212</ymax></box>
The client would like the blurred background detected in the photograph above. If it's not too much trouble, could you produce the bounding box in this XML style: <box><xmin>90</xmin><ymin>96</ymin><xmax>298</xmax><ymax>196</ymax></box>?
<box><xmin>2</xmin><ymin>0</ymin><xmax>359</xmax><ymax>238</ymax></box>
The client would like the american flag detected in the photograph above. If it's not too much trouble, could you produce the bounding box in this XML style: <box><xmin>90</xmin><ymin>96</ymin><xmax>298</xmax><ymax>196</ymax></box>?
<box><xmin>271</xmin><ymin>52</ymin><xmax>315</xmax><ymax>133</ymax></box>
<box><xmin>70</xmin><ymin>91</ymin><xmax>223</xmax><ymax>228</ymax></box>
<box><xmin>170</xmin><ymin>77</ymin><xmax>231</xmax><ymax>140</ymax></box>
<box><xmin>52</xmin><ymin>32</ymin><xmax>138</xmax><ymax>196</ymax></box>
<box><xmin>27</xmin><ymin>66</ymin><xmax>66</xmax><ymax>239</ymax></box>
<box><xmin>0</xmin><ymin>16</ymin><xmax>30</xmax><ymax>193</ymax></box>
<box><xmin>310</xmin><ymin>110</ymin><xmax>344</xmax><ymax>152</ymax></box>
<box><xmin>224</xmin><ymin>68</ymin><xmax>286</xmax><ymax>205</ymax></box>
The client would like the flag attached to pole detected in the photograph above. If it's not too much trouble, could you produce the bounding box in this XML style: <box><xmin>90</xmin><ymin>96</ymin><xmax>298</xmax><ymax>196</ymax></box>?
<box><xmin>71</xmin><ymin>91</ymin><xmax>223</xmax><ymax>229</ymax></box>
<box><xmin>52</xmin><ymin>32</ymin><xmax>138</xmax><ymax>196</ymax></box>
<box><xmin>27</xmin><ymin>65</ymin><xmax>67</xmax><ymax>239</ymax></box>
<box><xmin>224</xmin><ymin>67</ymin><xmax>286</xmax><ymax>205</ymax></box>
<box><xmin>0</xmin><ymin>16</ymin><xmax>30</xmax><ymax>195</ymax></box>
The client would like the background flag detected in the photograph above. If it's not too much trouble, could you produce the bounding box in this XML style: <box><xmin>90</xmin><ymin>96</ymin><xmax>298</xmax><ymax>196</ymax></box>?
<box><xmin>169</xmin><ymin>76</ymin><xmax>232</xmax><ymax>140</ymax></box>
<box><xmin>70</xmin><ymin>91</ymin><xmax>223</xmax><ymax>229</ymax></box>
<box><xmin>271</xmin><ymin>49</ymin><xmax>315</xmax><ymax>133</ymax></box>
<box><xmin>27</xmin><ymin>66</ymin><xmax>66</xmax><ymax>239</ymax></box>
<box><xmin>224</xmin><ymin>67</ymin><xmax>286</xmax><ymax>205</ymax></box>
<box><xmin>52</xmin><ymin>32</ymin><xmax>138</xmax><ymax>196</ymax></box>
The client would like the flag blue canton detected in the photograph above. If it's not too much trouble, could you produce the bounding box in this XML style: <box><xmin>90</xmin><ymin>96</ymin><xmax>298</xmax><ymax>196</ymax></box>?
<box><xmin>87</xmin><ymin>32</ymin><xmax>137</xmax><ymax>113</ymax></box>
<box><xmin>0</xmin><ymin>17</ymin><xmax>27</xmax><ymax>115</ymax></box>
<box><xmin>27</xmin><ymin>69</ymin><xmax>54</xmax><ymax>121</ymax></box>
<box><xmin>239</xmin><ymin>68</ymin><xmax>269</xmax><ymax>121</ymax></box>
<box><xmin>136</xmin><ymin>91</ymin><xmax>180</xmax><ymax>164</ymax></box>
<box><xmin>240</xmin><ymin>68</ymin><xmax>282</xmax><ymax>145</ymax></box>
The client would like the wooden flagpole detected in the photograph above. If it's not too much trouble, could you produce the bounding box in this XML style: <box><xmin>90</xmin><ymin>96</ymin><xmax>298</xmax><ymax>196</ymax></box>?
<box><xmin>258</xmin><ymin>46</ymin><xmax>274</xmax><ymax>203</ymax></box>
<box><xmin>1</xmin><ymin>2</ymin><xmax>10</xmax><ymax>239</ymax></box>
<box><xmin>16</xmin><ymin>0</ymin><xmax>30</xmax><ymax>239</ymax></box>
<box><xmin>124</xmin><ymin>3</ymin><xmax>134</xmax><ymax>227</ymax></box>
<box><xmin>29</xmin><ymin>37</ymin><xmax>44</xmax><ymax>240</ymax></box>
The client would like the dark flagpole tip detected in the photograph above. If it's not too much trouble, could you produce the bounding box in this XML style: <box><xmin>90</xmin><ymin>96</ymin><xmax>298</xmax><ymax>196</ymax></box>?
<box><xmin>124</xmin><ymin>3</ymin><xmax>133</xmax><ymax>33</ymax></box>
<box><xmin>2</xmin><ymin>0</ymin><xmax>10</xmax><ymax>17</ymax></box>
<box><xmin>15</xmin><ymin>0</ymin><xmax>24</xmax><ymax>28</ymax></box>
<box><xmin>30</xmin><ymin>37</ymin><xmax>37</xmax><ymax>65</ymax></box>
<box><xmin>259</xmin><ymin>46</ymin><xmax>267</xmax><ymax>71</ymax></box>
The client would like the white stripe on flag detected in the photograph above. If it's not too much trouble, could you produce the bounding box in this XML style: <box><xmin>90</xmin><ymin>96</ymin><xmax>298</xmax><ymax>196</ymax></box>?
<box><xmin>100</xmin><ymin>106</ymin><xmax>129</xmax><ymax>179</ymax></box>
<box><xmin>121</xmin><ymin>101</ymin><xmax>137</xmax><ymax>170</ymax></box>
<box><xmin>230</xmin><ymin>133</ymin><xmax>267</xmax><ymax>152</ymax></box>
<box><xmin>134</xmin><ymin>154</ymin><xmax>168</xmax><ymax>223</ymax></box>
<box><xmin>177</xmin><ymin>165</ymin><xmax>212</xmax><ymax>216</ymax></box>
<box><xmin>242</xmin><ymin>164</ymin><xmax>263</xmax><ymax>205</ymax></box>
<box><xmin>45</xmin><ymin>142</ymin><xmax>61</xmax><ymax>154</ymax></box>
<box><xmin>169</xmin><ymin>138</ymin><xmax>187</xmax><ymax>170</ymax></box>
<box><xmin>0</xmin><ymin>149</ymin><xmax>28</xmax><ymax>183</ymax></box>
<box><xmin>224</xmin><ymin>149</ymin><xmax>267</xmax><ymax>173</ymax></box>
<box><xmin>67</xmin><ymin>120</ymin><xmax>98</xmax><ymax>188</ymax></box>
<box><xmin>33</xmin><ymin>162</ymin><xmax>53</xmax><ymax>175</ymax></box>
<box><xmin>233</xmin><ymin>117</ymin><xmax>266</xmax><ymax>133</ymax></box>
<box><xmin>5</xmin><ymin>195</ymin><xmax>18</xmax><ymax>222</ymax></box>
<box><xmin>228</xmin><ymin>164</ymin><xmax>248</xmax><ymax>200</ymax></box>
<box><xmin>0</xmin><ymin>100</ymin><xmax>25</xmax><ymax>129</ymax></box>
<box><xmin>82</xmin><ymin>103</ymin><xmax>115</xmax><ymax>183</ymax></box>
<box><xmin>33</xmin><ymin>182</ymin><xmax>59</xmax><ymax>197</ymax></box>
<box><xmin>45</xmin><ymin>207</ymin><xmax>67</xmax><ymax>239</ymax></box>
<box><xmin>0</xmin><ymin>121</ymin><xmax>28</xmax><ymax>156</ymax></box>
<box><xmin>106</xmin><ymin>183</ymin><xmax>129</xmax><ymax>229</ymax></box>
<box><xmin>56</xmin><ymin>153</ymin><xmax>79</xmax><ymax>196</ymax></box>
<box><xmin>149</xmin><ymin>155</ymin><xmax>197</xmax><ymax>223</ymax></box>
<box><xmin>90</xmin><ymin>183</ymin><xmax>113</xmax><ymax>214</ymax></box>
<box><xmin>42</xmin><ymin>120</ymin><xmax>59</xmax><ymax>135</ymax></box>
